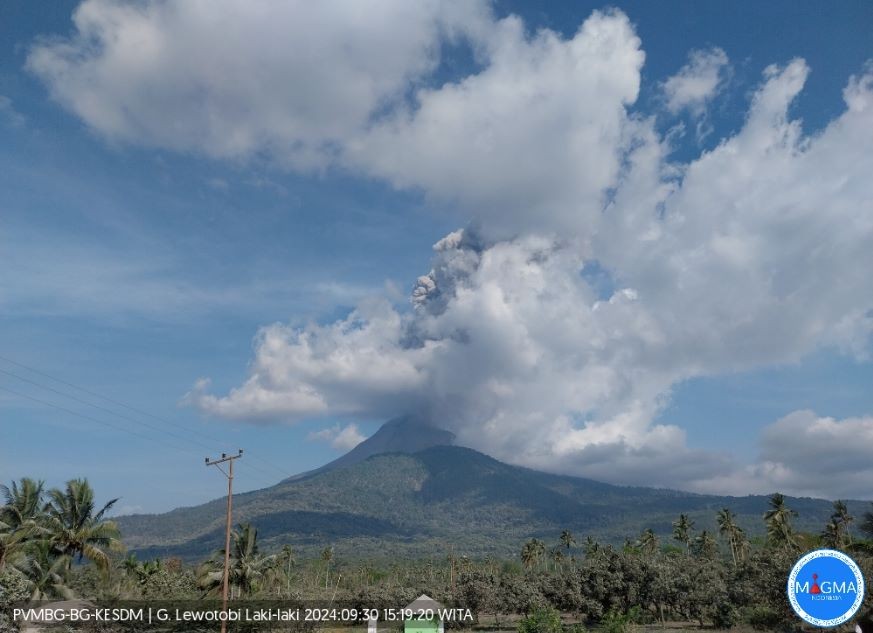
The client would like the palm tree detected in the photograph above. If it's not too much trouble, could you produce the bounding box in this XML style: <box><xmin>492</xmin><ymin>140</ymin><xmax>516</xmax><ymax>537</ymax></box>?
<box><xmin>638</xmin><ymin>528</ymin><xmax>659</xmax><ymax>556</ymax></box>
<box><xmin>44</xmin><ymin>479</ymin><xmax>122</xmax><ymax>570</ymax></box>
<box><xmin>520</xmin><ymin>541</ymin><xmax>536</xmax><ymax>569</ymax></box>
<box><xmin>0</xmin><ymin>517</ymin><xmax>27</xmax><ymax>570</ymax></box>
<box><xmin>0</xmin><ymin>478</ymin><xmax>47</xmax><ymax>568</ymax></box>
<box><xmin>560</xmin><ymin>530</ymin><xmax>576</xmax><ymax>553</ymax></box>
<box><xmin>550</xmin><ymin>547</ymin><xmax>565</xmax><ymax>571</ymax></box>
<box><xmin>533</xmin><ymin>538</ymin><xmax>545</xmax><ymax>568</ymax></box>
<box><xmin>121</xmin><ymin>553</ymin><xmax>140</xmax><ymax>579</ymax></box>
<box><xmin>120</xmin><ymin>553</ymin><xmax>164</xmax><ymax>588</ymax></box>
<box><xmin>200</xmin><ymin>523</ymin><xmax>275</xmax><ymax>598</ymax></box>
<box><xmin>15</xmin><ymin>540</ymin><xmax>74</xmax><ymax>601</ymax></box>
<box><xmin>44</xmin><ymin>479</ymin><xmax>124</xmax><ymax>570</ymax></box>
<box><xmin>231</xmin><ymin>523</ymin><xmax>275</xmax><ymax>596</ymax></box>
<box><xmin>0</xmin><ymin>478</ymin><xmax>47</xmax><ymax>530</ymax></box>
<box><xmin>672</xmin><ymin>514</ymin><xmax>694</xmax><ymax>551</ymax></box>
<box><xmin>737</xmin><ymin>535</ymin><xmax>752</xmax><ymax>562</ymax></box>
<box><xmin>583</xmin><ymin>535</ymin><xmax>600</xmax><ymax>557</ymax></box>
<box><xmin>520</xmin><ymin>538</ymin><xmax>544</xmax><ymax>569</ymax></box>
<box><xmin>278</xmin><ymin>545</ymin><xmax>295</xmax><ymax>596</ymax></box>
<box><xmin>717</xmin><ymin>508</ymin><xmax>744</xmax><ymax>566</ymax></box>
<box><xmin>821</xmin><ymin>520</ymin><xmax>842</xmax><ymax>549</ymax></box>
<box><xmin>320</xmin><ymin>545</ymin><xmax>334</xmax><ymax>588</ymax></box>
<box><xmin>764</xmin><ymin>493</ymin><xmax>798</xmax><ymax>550</ymax></box>
<box><xmin>831</xmin><ymin>500</ymin><xmax>854</xmax><ymax>546</ymax></box>
<box><xmin>693</xmin><ymin>530</ymin><xmax>718</xmax><ymax>559</ymax></box>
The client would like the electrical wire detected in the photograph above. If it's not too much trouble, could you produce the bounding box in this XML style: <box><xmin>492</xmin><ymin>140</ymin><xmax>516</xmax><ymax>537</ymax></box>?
<box><xmin>0</xmin><ymin>366</ymin><xmax>285</xmax><ymax>487</ymax></box>
<box><xmin>0</xmin><ymin>381</ymin><xmax>281</xmax><ymax>491</ymax></box>
<box><xmin>0</xmin><ymin>353</ymin><xmax>294</xmax><ymax>481</ymax></box>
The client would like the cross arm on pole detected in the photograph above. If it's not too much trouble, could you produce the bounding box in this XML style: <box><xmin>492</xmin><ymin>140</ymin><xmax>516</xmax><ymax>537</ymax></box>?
<box><xmin>205</xmin><ymin>449</ymin><xmax>243</xmax><ymax>633</ymax></box>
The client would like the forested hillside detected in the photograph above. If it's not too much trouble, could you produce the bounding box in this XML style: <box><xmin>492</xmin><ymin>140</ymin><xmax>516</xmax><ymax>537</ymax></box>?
<box><xmin>116</xmin><ymin>445</ymin><xmax>862</xmax><ymax>561</ymax></box>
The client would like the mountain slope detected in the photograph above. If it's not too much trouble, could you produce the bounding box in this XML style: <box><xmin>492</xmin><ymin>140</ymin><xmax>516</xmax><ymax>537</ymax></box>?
<box><xmin>116</xmin><ymin>444</ymin><xmax>861</xmax><ymax>561</ymax></box>
<box><xmin>287</xmin><ymin>414</ymin><xmax>455</xmax><ymax>480</ymax></box>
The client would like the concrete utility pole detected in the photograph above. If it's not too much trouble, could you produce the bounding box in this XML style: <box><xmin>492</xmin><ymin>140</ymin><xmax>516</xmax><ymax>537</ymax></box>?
<box><xmin>206</xmin><ymin>450</ymin><xmax>243</xmax><ymax>633</ymax></box>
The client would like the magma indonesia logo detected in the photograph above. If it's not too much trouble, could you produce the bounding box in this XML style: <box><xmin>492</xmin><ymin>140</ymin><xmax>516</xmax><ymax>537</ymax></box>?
<box><xmin>788</xmin><ymin>549</ymin><xmax>866</xmax><ymax>627</ymax></box>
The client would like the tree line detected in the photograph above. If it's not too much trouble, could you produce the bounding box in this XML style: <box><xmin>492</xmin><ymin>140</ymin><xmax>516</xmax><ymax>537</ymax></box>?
<box><xmin>2</xmin><ymin>478</ymin><xmax>873</xmax><ymax>632</ymax></box>
<box><xmin>505</xmin><ymin>495</ymin><xmax>872</xmax><ymax>629</ymax></box>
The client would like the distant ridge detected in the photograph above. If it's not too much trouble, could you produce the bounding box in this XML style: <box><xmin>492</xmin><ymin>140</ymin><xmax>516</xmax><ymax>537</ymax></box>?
<box><xmin>115</xmin><ymin>419</ymin><xmax>864</xmax><ymax>562</ymax></box>
<box><xmin>287</xmin><ymin>414</ymin><xmax>455</xmax><ymax>480</ymax></box>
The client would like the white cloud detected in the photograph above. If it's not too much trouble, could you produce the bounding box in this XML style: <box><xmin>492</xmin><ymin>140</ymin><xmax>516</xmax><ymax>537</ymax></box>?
<box><xmin>28</xmin><ymin>3</ymin><xmax>873</xmax><ymax>494</ymax></box>
<box><xmin>189</xmin><ymin>59</ymin><xmax>873</xmax><ymax>494</ymax></box>
<box><xmin>28</xmin><ymin>0</ymin><xmax>492</xmax><ymax>169</ymax></box>
<box><xmin>307</xmin><ymin>423</ymin><xmax>368</xmax><ymax>451</ymax></box>
<box><xmin>183</xmin><ymin>298</ymin><xmax>432</xmax><ymax>421</ymax></box>
<box><xmin>346</xmin><ymin>10</ymin><xmax>645</xmax><ymax>239</ymax></box>
<box><xmin>29</xmin><ymin>3</ymin><xmax>643</xmax><ymax>239</ymax></box>
<box><xmin>758</xmin><ymin>411</ymin><xmax>873</xmax><ymax>499</ymax></box>
<box><xmin>662</xmin><ymin>47</ymin><xmax>729</xmax><ymax>115</ymax></box>
<box><xmin>695</xmin><ymin>411</ymin><xmax>873</xmax><ymax>500</ymax></box>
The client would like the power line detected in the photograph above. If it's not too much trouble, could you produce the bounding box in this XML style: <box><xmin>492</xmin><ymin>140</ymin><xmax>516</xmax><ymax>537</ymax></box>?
<box><xmin>0</xmin><ymin>383</ymin><xmax>201</xmax><ymax>458</ymax></box>
<box><xmin>0</xmin><ymin>353</ymin><xmax>222</xmax><ymax>449</ymax></box>
<box><xmin>0</xmin><ymin>353</ymin><xmax>293</xmax><ymax>481</ymax></box>
<box><xmin>0</xmin><ymin>366</ymin><xmax>218</xmax><ymax>453</ymax></box>
<box><xmin>0</xmin><ymin>384</ymin><xmax>278</xmax><ymax>490</ymax></box>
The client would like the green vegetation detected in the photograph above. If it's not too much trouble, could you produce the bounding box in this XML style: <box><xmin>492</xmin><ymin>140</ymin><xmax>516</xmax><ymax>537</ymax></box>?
<box><xmin>197</xmin><ymin>523</ymin><xmax>278</xmax><ymax>598</ymax></box>
<box><xmin>115</xmin><ymin>446</ymin><xmax>868</xmax><ymax>561</ymax></box>
<box><xmin>517</xmin><ymin>606</ymin><xmax>563</xmax><ymax>633</ymax></box>
<box><xmin>3</xmin><ymin>474</ymin><xmax>873</xmax><ymax>632</ymax></box>
<box><xmin>600</xmin><ymin>608</ymin><xmax>639</xmax><ymax>633</ymax></box>
<box><xmin>0</xmin><ymin>477</ymin><xmax>122</xmax><ymax>600</ymax></box>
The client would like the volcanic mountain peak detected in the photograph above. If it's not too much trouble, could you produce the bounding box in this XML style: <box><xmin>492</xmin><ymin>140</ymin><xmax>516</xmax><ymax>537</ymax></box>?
<box><xmin>116</xmin><ymin>421</ymin><xmax>860</xmax><ymax>561</ymax></box>
<box><xmin>289</xmin><ymin>414</ymin><xmax>455</xmax><ymax>480</ymax></box>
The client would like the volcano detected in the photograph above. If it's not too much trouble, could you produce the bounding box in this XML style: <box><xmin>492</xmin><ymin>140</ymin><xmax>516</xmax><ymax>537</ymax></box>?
<box><xmin>115</xmin><ymin>417</ymin><xmax>859</xmax><ymax>561</ymax></box>
<box><xmin>288</xmin><ymin>414</ymin><xmax>456</xmax><ymax>480</ymax></box>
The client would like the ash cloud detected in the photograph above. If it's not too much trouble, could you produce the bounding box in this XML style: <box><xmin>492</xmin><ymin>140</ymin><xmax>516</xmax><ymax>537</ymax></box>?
<box><xmin>31</xmin><ymin>2</ymin><xmax>873</xmax><ymax>496</ymax></box>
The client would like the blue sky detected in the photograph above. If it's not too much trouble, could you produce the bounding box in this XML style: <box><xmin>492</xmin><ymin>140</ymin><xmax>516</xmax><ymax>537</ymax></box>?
<box><xmin>1</xmin><ymin>1</ymin><xmax>872</xmax><ymax>512</ymax></box>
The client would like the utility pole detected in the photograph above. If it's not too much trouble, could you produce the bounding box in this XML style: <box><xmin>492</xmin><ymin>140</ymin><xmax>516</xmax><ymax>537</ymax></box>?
<box><xmin>206</xmin><ymin>450</ymin><xmax>243</xmax><ymax>633</ymax></box>
<box><xmin>449</xmin><ymin>543</ymin><xmax>455</xmax><ymax>596</ymax></box>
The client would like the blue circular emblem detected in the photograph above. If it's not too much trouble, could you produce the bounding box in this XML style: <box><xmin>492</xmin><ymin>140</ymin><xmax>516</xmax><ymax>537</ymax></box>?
<box><xmin>787</xmin><ymin>549</ymin><xmax>865</xmax><ymax>627</ymax></box>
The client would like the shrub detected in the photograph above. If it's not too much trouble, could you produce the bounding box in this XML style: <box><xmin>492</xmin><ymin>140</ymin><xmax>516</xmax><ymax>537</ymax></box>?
<box><xmin>712</xmin><ymin>602</ymin><xmax>739</xmax><ymax>629</ymax></box>
<box><xmin>600</xmin><ymin>608</ymin><xmax>639</xmax><ymax>633</ymax></box>
<box><xmin>139</xmin><ymin>568</ymin><xmax>198</xmax><ymax>600</ymax></box>
<box><xmin>517</xmin><ymin>606</ymin><xmax>563</xmax><ymax>633</ymax></box>
<box><xmin>745</xmin><ymin>606</ymin><xmax>785</xmax><ymax>631</ymax></box>
<box><xmin>0</xmin><ymin>568</ymin><xmax>29</xmax><ymax>633</ymax></box>
<box><xmin>0</xmin><ymin>568</ymin><xmax>30</xmax><ymax>607</ymax></box>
